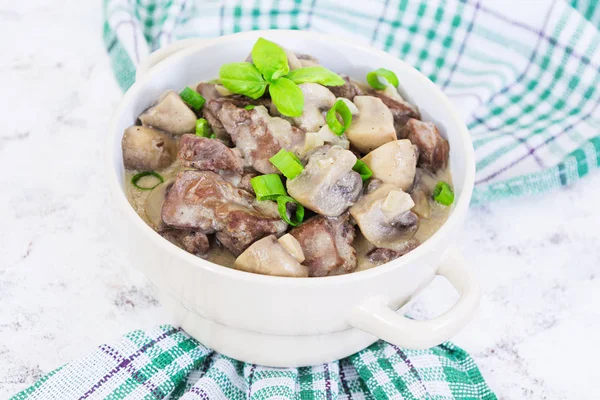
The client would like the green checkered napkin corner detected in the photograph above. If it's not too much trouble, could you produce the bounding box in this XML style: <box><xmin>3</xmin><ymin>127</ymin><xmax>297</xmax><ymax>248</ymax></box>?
<box><xmin>102</xmin><ymin>0</ymin><xmax>600</xmax><ymax>204</ymax></box>
<box><xmin>12</xmin><ymin>325</ymin><xmax>496</xmax><ymax>400</ymax></box>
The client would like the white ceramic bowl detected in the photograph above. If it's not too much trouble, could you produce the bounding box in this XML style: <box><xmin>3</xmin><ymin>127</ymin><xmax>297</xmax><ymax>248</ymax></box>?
<box><xmin>107</xmin><ymin>30</ymin><xmax>479</xmax><ymax>367</ymax></box>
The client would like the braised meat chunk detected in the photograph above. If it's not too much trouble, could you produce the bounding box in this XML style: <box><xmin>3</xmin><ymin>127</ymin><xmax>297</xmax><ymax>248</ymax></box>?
<box><xmin>161</xmin><ymin>170</ymin><xmax>287</xmax><ymax>255</ymax></box>
<box><xmin>214</xmin><ymin>103</ymin><xmax>304</xmax><ymax>174</ymax></box>
<box><xmin>178</xmin><ymin>134</ymin><xmax>244</xmax><ymax>174</ymax></box>
<box><xmin>366</xmin><ymin>239</ymin><xmax>419</xmax><ymax>266</ymax></box>
<box><xmin>197</xmin><ymin>83</ymin><xmax>230</xmax><ymax>143</ymax></box>
<box><xmin>198</xmin><ymin>82</ymin><xmax>273</xmax><ymax>143</ymax></box>
<box><xmin>401</xmin><ymin>118</ymin><xmax>449</xmax><ymax>173</ymax></box>
<box><xmin>290</xmin><ymin>214</ymin><xmax>357</xmax><ymax>277</ymax></box>
<box><xmin>161</xmin><ymin>230</ymin><xmax>210</xmax><ymax>256</ymax></box>
<box><xmin>327</xmin><ymin>74</ymin><xmax>361</xmax><ymax>100</ymax></box>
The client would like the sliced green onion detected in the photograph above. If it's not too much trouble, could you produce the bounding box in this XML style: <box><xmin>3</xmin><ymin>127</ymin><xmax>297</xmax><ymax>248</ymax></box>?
<box><xmin>250</xmin><ymin>174</ymin><xmax>287</xmax><ymax>201</ymax></box>
<box><xmin>433</xmin><ymin>181</ymin><xmax>454</xmax><ymax>206</ymax></box>
<box><xmin>366</xmin><ymin>68</ymin><xmax>399</xmax><ymax>90</ymax></box>
<box><xmin>277</xmin><ymin>195</ymin><xmax>305</xmax><ymax>226</ymax></box>
<box><xmin>269</xmin><ymin>149</ymin><xmax>304</xmax><ymax>180</ymax></box>
<box><xmin>209</xmin><ymin>133</ymin><xmax>216</xmax><ymax>139</ymax></box>
<box><xmin>180</xmin><ymin>87</ymin><xmax>205</xmax><ymax>111</ymax></box>
<box><xmin>195</xmin><ymin>118</ymin><xmax>211</xmax><ymax>137</ymax></box>
<box><xmin>289</xmin><ymin>152</ymin><xmax>302</xmax><ymax>165</ymax></box>
<box><xmin>131</xmin><ymin>171</ymin><xmax>164</xmax><ymax>191</ymax></box>
<box><xmin>326</xmin><ymin>99</ymin><xmax>352</xmax><ymax>136</ymax></box>
<box><xmin>353</xmin><ymin>160</ymin><xmax>372</xmax><ymax>181</ymax></box>
<box><xmin>244</xmin><ymin>104</ymin><xmax>255</xmax><ymax>110</ymax></box>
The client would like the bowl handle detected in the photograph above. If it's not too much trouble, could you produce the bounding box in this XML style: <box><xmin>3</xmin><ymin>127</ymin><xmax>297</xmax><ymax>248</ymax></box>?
<box><xmin>136</xmin><ymin>38</ymin><xmax>214</xmax><ymax>82</ymax></box>
<box><xmin>348</xmin><ymin>247</ymin><xmax>480</xmax><ymax>349</ymax></box>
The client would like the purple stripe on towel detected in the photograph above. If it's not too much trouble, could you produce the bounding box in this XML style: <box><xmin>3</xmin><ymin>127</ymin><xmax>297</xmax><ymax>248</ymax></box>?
<box><xmin>188</xmin><ymin>385</ymin><xmax>211</xmax><ymax>399</ymax></box>
<box><xmin>80</xmin><ymin>327</ymin><xmax>181</xmax><ymax>399</ymax></box>
<box><xmin>392</xmin><ymin>345</ymin><xmax>428</xmax><ymax>395</ymax></box>
<box><xmin>441</xmin><ymin>0</ymin><xmax>481</xmax><ymax>90</ymax></box>
<box><xmin>476</xmin><ymin>93</ymin><xmax>600</xmax><ymax>184</ymax></box>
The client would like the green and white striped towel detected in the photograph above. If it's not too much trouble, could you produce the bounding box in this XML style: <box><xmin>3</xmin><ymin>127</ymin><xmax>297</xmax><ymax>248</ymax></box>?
<box><xmin>12</xmin><ymin>325</ymin><xmax>495</xmax><ymax>399</ymax></box>
<box><xmin>103</xmin><ymin>0</ymin><xmax>600</xmax><ymax>204</ymax></box>
<box><xmin>18</xmin><ymin>0</ymin><xmax>600</xmax><ymax>398</ymax></box>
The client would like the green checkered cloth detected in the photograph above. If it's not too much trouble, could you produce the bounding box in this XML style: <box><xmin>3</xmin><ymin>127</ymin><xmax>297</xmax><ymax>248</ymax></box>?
<box><xmin>12</xmin><ymin>325</ymin><xmax>495</xmax><ymax>399</ymax></box>
<box><xmin>20</xmin><ymin>0</ymin><xmax>600</xmax><ymax>398</ymax></box>
<box><xmin>102</xmin><ymin>0</ymin><xmax>600</xmax><ymax>204</ymax></box>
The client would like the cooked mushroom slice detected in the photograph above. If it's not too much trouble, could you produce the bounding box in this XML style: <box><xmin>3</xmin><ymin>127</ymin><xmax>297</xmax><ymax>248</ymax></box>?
<box><xmin>409</xmin><ymin>168</ymin><xmax>437</xmax><ymax>218</ymax></box>
<box><xmin>292</xmin><ymin>83</ymin><xmax>336</xmax><ymax>132</ymax></box>
<box><xmin>287</xmin><ymin>145</ymin><xmax>363</xmax><ymax>217</ymax></box>
<box><xmin>145</xmin><ymin>179</ymin><xmax>174</xmax><ymax>229</ymax></box>
<box><xmin>178</xmin><ymin>134</ymin><xmax>244</xmax><ymax>174</ymax></box>
<box><xmin>234</xmin><ymin>235</ymin><xmax>309</xmax><ymax>277</ymax></box>
<box><xmin>290</xmin><ymin>213</ymin><xmax>357</xmax><ymax>277</ymax></box>
<box><xmin>297</xmin><ymin>54</ymin><xmax>320</xmax><ymax>67</ymax></box>
<box><xmin>162</xmin><ymin>171</ymin><xmax>287</xmax><ymax>255</ymax></box>
<box><xmin>350</xmin><ymin>183</ymin><xmax>419</xmax><ymax>251</ymax></box>
<box><xmin>336</xmin><ymin>98</ymin><xmax>359</xmax><ymax>115</ymax></box>
<box><xmin>277</xmin><ymin>233</ymin><xmax>305</xmax><ymax>263</ymax></box>
<box><xmin>215</xmin><ymin>103</ymin><xmax>304</xmax><ymax>174</ymax></box>
<box><xmin>122</xmin><ymin>126</ymin><xmax>176</xmax><ymax>170</ymax></box>
<box><xmin>327</xmin><ymin>74</ymin><xmax>361</xmax><ymax>100</ymax></box>
<box><xmin>285</xmin><ymin>48</ymin><xmax>303</xmax><ymax>70</ymax></box>
<box><xmin>299</xmin><ymin>123</ymin><xmax>351</xmax><ymax>157</ymax></box>
<box><xmin>366</xmin><ymin>239</ymin><xmax>420</xmax><ymax>266</ymax></box>
<box><xmin>400</xmin><ymin>118</ymin><xmax>449</xmax><ymax>173</ymax></box>
<box><xmin>361</xmin><ymin>139</ymin><xmax>418</xmax><ymax>191</ymax></box>
<box><xmin>300</xmin><ymin>132</ymin><xmax>325</xmax><ymax>156</ymax></box>
<box><xmin>317</xmin><ymin>125</ymin><xmax>350</xmax><ymax>149</ymax></box>
<box><xmin>161</xmin><ymin>230</ymin><xmax>210</xmax><ymax>256</ymax></box>
<box><xmin>345</xmin><ymin>96</ymin><xmax>396</xmax><ymax>153</ymax></box>
<box><xmin>371</xmin><ymin>84</ymin><xmax>420</xmax><ymax>133</ymax></box>
<box><xmin>139</xmin><ymin>90</ymin><xmax>197</xmax><ymax>135</ymax></box>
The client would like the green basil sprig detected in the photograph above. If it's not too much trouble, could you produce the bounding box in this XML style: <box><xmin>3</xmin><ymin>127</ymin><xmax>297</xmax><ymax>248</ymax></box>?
<box><xmin>286</xmin><ymin>66</ymin><xmax>345</xmax><ymax>86</ymax></box>
<box><xmin>269</xmin><ymin>77</ymin><xmax>304</xmax><ymax>117</ymax></box>
<box><xmin>219</xmin><ymin>38</ymin><xmax>344</xmax><ymax>117</ymax></box>
<box><xmin>219</xmin><ymin>62</ymin><xmax>267</xmax><ymax>99</ymax></box>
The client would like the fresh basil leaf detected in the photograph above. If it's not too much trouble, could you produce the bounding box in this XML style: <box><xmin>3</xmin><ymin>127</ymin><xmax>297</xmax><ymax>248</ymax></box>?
<box><xmin>251</xmin><ymin>38</ymin><xmax>290</xmax><ymax>82</ymax></box>
<box><xmin>269</xmin><ymin>77</ymin><xmax>304</xmax><ymax>117</ymax></box>
<box><xmin>219</xmin><ymin>62</ymin><xmax>267</xmax><ymax>99</ymax></box>
<box><xmin>286</xmin><ymin>66</ymin><xmax>345</xmax><ymax>87</ymax></box>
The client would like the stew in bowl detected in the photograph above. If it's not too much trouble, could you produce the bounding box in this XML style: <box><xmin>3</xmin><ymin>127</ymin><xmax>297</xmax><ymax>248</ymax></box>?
<box><xmin>122</xmin><ymin>38</ymin><xmax>455</xmax><ymax>278</ymax></box>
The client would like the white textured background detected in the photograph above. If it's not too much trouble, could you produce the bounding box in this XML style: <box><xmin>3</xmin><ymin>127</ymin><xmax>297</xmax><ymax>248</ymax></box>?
<box><xmin>1</xmin><ymin>1</ymin><xmax>600</xmax><ymax>399</ymax></box>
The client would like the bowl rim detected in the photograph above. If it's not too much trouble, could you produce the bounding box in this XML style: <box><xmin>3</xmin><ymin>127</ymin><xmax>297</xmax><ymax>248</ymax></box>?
<box><xmin>107</xmin><ymin>29</ymin><xmax>475</xmax><ymax>287</ymax></box>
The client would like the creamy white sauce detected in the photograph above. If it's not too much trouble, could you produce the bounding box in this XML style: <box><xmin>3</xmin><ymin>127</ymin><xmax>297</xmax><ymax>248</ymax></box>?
<box><xmin>124</xmin><ymin>79</ymin><xmax>453</xmax><ymax>274</ymax></box>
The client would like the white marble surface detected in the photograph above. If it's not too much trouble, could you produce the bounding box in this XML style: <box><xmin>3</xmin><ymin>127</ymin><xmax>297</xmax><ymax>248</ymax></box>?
<box><xmin>1</xmin><ymin>1</ymin><xmax>600</xmax><ymax>398</ymax></box>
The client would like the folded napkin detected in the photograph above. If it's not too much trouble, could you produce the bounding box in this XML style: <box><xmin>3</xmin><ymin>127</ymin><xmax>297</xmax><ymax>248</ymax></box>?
<box><xmin>103</xmin><ymin>0</ymin><xmax>600</xmax><ymax>204</ymax></box>
<box><xmin>12</xmin><ymin>325</ymin><xmax>495</xmax><ymax>399</ymax></box>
